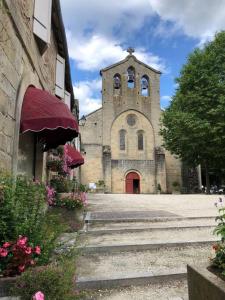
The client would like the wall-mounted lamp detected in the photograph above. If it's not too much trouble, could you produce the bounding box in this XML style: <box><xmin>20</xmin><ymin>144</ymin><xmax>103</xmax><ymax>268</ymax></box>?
<box><xmin>79</xmin><ymin>115</ymin><xmax>86</xmax><ymax>126</ymax></box>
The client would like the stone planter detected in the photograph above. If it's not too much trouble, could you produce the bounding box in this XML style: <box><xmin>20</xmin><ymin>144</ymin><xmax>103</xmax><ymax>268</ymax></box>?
<box><xmin>187</xmin><ymin>264</ymin><xmax>225</xmax><ymax>300</ymax></box>
<box><xmin>0</xmin><ymin>276</ymin><xmax>17</xmax><ymax>297</ymax></box>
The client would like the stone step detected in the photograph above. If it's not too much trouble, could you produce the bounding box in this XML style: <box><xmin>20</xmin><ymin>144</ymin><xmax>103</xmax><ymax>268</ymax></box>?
<box><xmin>85</xmin><ymin>216</ymin><xmax>216</xmax><ymax>232</ymax></box>
<box><xmin>86</xmin><ymin>279</ymin><xmax>188</xmax><ymax>300</ymax></box>
<box><xmin>76</xmin><ymin>244</ymin><xmax>211</xmax><ymax>287</ymax></box>
<box><xmin>76</xmin><ymin>270</ymin><xmax>187</xmax><ymax>290</ymax></box>
<box><xmin>85</xmin><ymin>212</ymin><xmax>216</xmax><ymax>224</ymax></box>
<box><xmin>78</xmin><ymin>226</ymin><xmax>217</xmax><ymax>248</ymax></box>
<box><xmin>82</xmin><ymin>225</ymin><xmax>215</xmax><ymax>235</ymax></box>
<box><xmin>78</xmin><ymin>240</ymin><xmax>216</xmax><ymax>254</ymax></box>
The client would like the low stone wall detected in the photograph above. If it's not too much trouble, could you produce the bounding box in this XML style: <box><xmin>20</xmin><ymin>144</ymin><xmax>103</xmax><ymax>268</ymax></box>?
<box><xmin>187</xmin><ymin>264</ymin><xmax>225</xmax><ymax>300</ymax></box>
<box><xmin>0</xmin><ymin>277</ymin><xmax>17</xmax><ymax>297</ymax></box>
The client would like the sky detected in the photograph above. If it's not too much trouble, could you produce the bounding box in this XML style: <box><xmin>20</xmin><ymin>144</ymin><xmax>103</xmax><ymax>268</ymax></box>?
<box><xmin>60</xmin><ymin>0</ymin><xmax>225</xmax><ymax>117</ymax></box>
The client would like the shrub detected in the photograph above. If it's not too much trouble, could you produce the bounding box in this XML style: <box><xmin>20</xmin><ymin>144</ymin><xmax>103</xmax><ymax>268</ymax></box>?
<box><xmin>11</xmin><ymin>253</ymin><xmax>87</xmax><ymax>300</ymax></box>
<box><xmin>55</xmin><ymin>193</ymin><xmax>87</xmax><ymax>210</ymax></box>
<box><xmin>46</xmin><ymin>159</ymin><xmax>62</xmax><ymax>172</ymax></box>
<box><xmin>0</xmin><ymin>173</ymin><xmax>65</xmax><ymax>268</ymax></box>
<box><xmin>211</xmin><ymin>197</ymin><xmax>225</xmax><ymax>275</ymax></box>
<box><xmin>11</xmin><ymin>261</ymin><xmax>74</xmax><ymax>300</ymax></box>
<box><xmin>50</xmin><ymin>177</ymin><xmax>74</xmax><ymax>193</ymax></box>
<box><xmin>0</xmin><ymin>174</ymin><xmax>46</xmax><ymax>244</ymax></box>
<box><xmin>172</xmin><ymin>181</ymin><xmax>180</xmax><ymax>191</ymax></box>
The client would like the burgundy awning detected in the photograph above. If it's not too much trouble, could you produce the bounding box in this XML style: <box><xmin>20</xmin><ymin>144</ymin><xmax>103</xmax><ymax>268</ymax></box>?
<box><xmin>20</xmin><ymin>87</ymin><xmax>79</xmax><ymax>151</ymax></box>
<box><xmin>65</xmin><ymin>144</ymin><xmax>84</xmax><ymax>168</ymax></box>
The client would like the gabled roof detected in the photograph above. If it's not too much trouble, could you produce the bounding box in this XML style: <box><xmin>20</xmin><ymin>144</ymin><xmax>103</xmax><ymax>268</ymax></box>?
<box><xmin>100</xmin><ymin>54</ymin><xmax>162</xmax><ymax>75</ymax></box>
<box><xmin>84</xmin><ymin>107</ymin><xmax>102</xmax><ymax>119</ymax></box>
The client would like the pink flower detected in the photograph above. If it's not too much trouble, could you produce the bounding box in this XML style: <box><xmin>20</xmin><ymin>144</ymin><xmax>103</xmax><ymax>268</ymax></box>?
<box><xmin>30</xmin><ymin>259</ymin><xmax>35</xmax><ymax>265</ymax></box>
<box><xmin>34</xmin><ymin>246</ymin><xmax>41</xmax><ymax>255</ymax></box>
<box><xmin>25</xmin><ymin>246</ymin><xmax>32</xmax><ymax>254</ymax></box>
<box><xmin>18</xmin><ymin>265</ymin><xmax>25</xmax><ymax>273</ymax></box>
<box><xmin>0</xmin><ymin>247</ymin><xmax>8</xmax><ymax>257</ymax></box>
<box><xmin>17</xmin><ymin>236</ymin><xmax>28</xmax><ymax>247</ymax></box>
<box><xmin>2</xmin><ymin>242</ymin><xmax>11</xmax><ymax>248</ymax></box>
<box><xmin>33</xmin><ymin>291</ymin><xmax>45</xmax><ymax>300</ymax></box>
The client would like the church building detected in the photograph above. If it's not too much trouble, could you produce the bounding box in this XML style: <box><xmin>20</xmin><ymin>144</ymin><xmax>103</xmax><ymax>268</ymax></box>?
<box><xmin>79</xmin><ymin>49</ymin><xmax>182</xmax><ymax>193</ymax></box>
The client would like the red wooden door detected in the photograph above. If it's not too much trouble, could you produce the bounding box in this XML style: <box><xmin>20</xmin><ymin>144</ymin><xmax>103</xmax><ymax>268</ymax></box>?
<box><xmin>126</xmin><ymin>172</ymin><xmax>140</xmax><ymax>193</ymax></box>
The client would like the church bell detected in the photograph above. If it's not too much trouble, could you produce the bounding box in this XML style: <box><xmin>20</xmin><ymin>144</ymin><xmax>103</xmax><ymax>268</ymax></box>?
<box><xmin>127</xmin><ymin>69</ymin><xmax>135</xmax><ymax>83</ymax></box>
<box><xmin>114</xmin><ymin>77</ymin><xmax>121</xmax><ymax>89</ymax></box>
<box><xmin>142</xmin><ymin>80</ymin><xmax>148</xmax><ymax>90</ymax></box>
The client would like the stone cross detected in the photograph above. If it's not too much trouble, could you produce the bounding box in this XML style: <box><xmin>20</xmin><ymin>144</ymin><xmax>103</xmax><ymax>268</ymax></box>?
<box><xmin>127</xmin><ymin>47</ymin><xmax>135</xmax><ymax>55</ymax></box>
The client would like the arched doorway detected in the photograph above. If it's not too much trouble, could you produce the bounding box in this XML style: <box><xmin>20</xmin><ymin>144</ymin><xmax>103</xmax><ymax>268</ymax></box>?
<box><xmin>126</xmin><ymin>172</ymin><xmax>140</xmax><ymax>194</ymax></box>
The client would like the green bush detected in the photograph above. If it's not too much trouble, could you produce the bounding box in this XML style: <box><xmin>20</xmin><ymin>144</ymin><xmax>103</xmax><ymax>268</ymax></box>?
<box><xmin>11</xmin><ymin>260</ymin><xmax>77</xmax><ymax>300</ymax></box>
<box><xmin>212</xmin><ymin>200</ymin><xmax>225</xmax><ymax>275</ymax></box>
<box><xmin>0</xmin><ymin>174</ymin><xmax>46</xmax><ymax>243</ymax></box>
<box><xmin>54</xmin><ymin>194</ymin><xmax>85</xmax><ymax>211</ymax></box>
<box><xmin>0</xmin><ymin>173</ymin><xmax>64</xmax><ymax>266</ymax></box>
<box><xmin>50</xmin><ymin>177</ymin><xmax>74</xmax><ymax>193</ymax></box>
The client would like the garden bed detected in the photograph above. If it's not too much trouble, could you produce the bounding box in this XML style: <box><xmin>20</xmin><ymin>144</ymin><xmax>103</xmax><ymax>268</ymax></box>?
<box><xmin>187</xmin><ymin>263</ymin><xmax>225</xmax><ymax>300</ymax></box>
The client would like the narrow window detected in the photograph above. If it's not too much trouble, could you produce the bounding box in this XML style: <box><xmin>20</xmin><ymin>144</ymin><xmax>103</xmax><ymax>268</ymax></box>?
<box><xmin>55</xmin><ymin>54</ymin><xmax>65</xmax><ymax>98</ymax></box>
<box><xmin>141</xmin><ymin>75</ymin><xmax>149</xmax><ymax>96</ymax></box>
<box><xmin>119</xmin><ymin>129</ymin><xmax>126</xmax><ymax>150</ymax></box>
<box><xmin>138</xmin><ymin>131</ymin><xmax>144</xmax><ymax>150</ymax></box>
<box><xmin>127</xmin><ymin>66</ymin><xmax>135</xmax><ymax>89</ymax></box>
<box><xmin>33</xmin><ymin>0</ymin><xmax>52</xmax><ymax>52</ymax></box>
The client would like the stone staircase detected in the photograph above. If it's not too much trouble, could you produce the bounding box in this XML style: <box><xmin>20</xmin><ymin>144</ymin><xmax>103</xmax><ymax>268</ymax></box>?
<box><xmin>76</xmin><ymin>211</ymin><xmax>217</xmax><ymax>300</ymax></box>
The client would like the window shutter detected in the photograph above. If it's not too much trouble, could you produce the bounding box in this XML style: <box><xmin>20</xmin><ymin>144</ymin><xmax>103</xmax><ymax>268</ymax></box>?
<box><xmin>55</xmin><ymin>54</ymin><xmax>65</xmax><ymax>98</ymax></box>
<box><xmin>64</xmin><ymin>91</ymin><xmax>71</xmax><ymax>110</ymax></box>
<box><xmin>33</xmin><ymin>0</ymin><xmax>52</xmax><ymax>44</ymax></box>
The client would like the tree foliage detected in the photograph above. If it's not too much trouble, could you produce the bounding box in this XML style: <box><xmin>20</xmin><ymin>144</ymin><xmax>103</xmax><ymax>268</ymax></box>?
<box><xmin>160</xmin><ymin>31</ymin><xmax>225</xmax><ymax>174</ymax></box>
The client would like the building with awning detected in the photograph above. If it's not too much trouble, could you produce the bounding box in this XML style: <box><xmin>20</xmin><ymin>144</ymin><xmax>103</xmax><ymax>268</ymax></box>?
<box><xmin>65</xmin><ymin>144</ymin><xmax>84</xmax><ymax>169</ymax></box>
<box><xmin>0</xmin><ymin>0</ymin><xmax>80</xmax><ymax>181</ymax></box>
<box><xmin>20</xmin><ymin>87</ymin><xmax>78</xmax><ymax>151</ymax></box>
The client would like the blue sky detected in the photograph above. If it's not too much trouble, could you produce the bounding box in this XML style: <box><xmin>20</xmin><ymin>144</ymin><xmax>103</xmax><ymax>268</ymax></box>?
<box><xmin>61</xmin><ymin>0</ymin><xmax>225</xmax><ymax>116</ymax></box>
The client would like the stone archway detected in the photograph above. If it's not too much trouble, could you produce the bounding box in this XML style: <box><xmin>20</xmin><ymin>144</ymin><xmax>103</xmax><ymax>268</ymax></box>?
<box><xmin>125</xmin><ymin>171</ymin><xmax>140</xmax><ymax>194</ymax></box>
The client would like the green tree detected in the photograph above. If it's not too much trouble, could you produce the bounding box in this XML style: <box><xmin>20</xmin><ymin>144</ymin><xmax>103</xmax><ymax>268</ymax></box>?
<box><xmin>160</xmin><ymin>31</ymin><xmax>225</xmax><ymax>193</ymax></box>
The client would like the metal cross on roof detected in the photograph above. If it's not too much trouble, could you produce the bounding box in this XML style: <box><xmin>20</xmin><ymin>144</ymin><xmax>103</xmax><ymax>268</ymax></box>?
<box><xmin>127</xmin><ymin>47</ymin><xmax>135</xmax><ymax>55</ymax></box>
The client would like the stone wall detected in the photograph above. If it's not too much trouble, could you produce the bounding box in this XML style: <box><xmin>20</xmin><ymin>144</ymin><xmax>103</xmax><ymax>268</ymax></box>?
<box><xmin>0</xmin><ymin>1</ymin><xmax>65</xmax><ymax>179</ymax></box>
<box><xmin>80</xmin><ymin>109</ymin><xmax>103</xmax><ymax>186</ymax></box>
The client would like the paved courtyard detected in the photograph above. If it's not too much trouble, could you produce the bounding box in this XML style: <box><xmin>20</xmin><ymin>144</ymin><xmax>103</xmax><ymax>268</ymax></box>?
<box><xmin>76</xmin><ymin>193</ymin><xmax>219</xmax><ymax>299</ymax></box>
<box><xmin>87</xmin><ymin>193</ymin><xmax>218</xmax><ymax>217</ymax></box>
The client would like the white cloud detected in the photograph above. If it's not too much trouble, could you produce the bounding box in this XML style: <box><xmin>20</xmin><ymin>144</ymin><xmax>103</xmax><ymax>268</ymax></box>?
<box><xmin>160</xmin><ymin>95</ymin><xmax>172</xmax><ymax>109</ymax></box>
<box><xmin>61</xmin><ymin>0</ymin><xmax>153</xmax><ymax>39</ymax></box>
<box><xmin>74</xmin><ymin>79</ymin><xmax>102</xmax><ymax>116</ymax></box>
<box><xmin>67</xmin><ymin>32</ymin><xmax>166</xmax><ymax>72</ymax></box>
<box><xmin>148</xmin><ymin>0</ymin><xmax>225</xmax><ymax>43</ymax></box>
<box><xmin>61</xmin><ymin>0</ymin><xmax>166</xmax><ymax>73</ymax></box>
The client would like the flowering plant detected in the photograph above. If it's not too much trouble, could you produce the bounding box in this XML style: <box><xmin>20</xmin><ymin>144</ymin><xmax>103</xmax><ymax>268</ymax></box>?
<box><xmin>56</xmin><ymin>192</ymin><xmax>88</xmax><ymax>210</ymax></box>
<box><xmin>46</xmin><ymin>185</ymin><xmax>56</xmax><ymax>206</ymax></box>
<box><xmin>46</xmin><ymin>158</ymin><xmax>62</xmax><ymax>172</ymax></box>
<box><xmin>0</xmin><ymin>236</ymin><xmax>41</xmax><ymax>277</ymax></box>
<box><xmin>211</xmin><ymin>197</ymin><xmax>225</xmax><ymax>275</ymax></box>
<box><xmin>61</xmin><ymin>145</ymin><xmax>73</xmax><ymax>176</ymax></box>
<box><xmin>32</xmin><ymin>291</ymin><xmax>45</xmax><ymax>300</ymax></box>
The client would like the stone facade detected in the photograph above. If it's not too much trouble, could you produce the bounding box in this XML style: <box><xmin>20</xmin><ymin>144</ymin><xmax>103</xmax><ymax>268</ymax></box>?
<box><xmin>80</xmin><ymin>52</ymin><xmax>182</xmax><ymax>193</ymax></box>
<box><xmin>0</xmin><ymin>0</ymin><xmax>77</xmax><ymax>180</ymax></box>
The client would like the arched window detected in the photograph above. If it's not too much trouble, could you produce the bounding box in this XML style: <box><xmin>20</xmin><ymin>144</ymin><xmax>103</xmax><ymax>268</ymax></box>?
<box><xmin>137</xmin><ymin>130</ymin><xmax>144</xmax><ymax>150</ymax></box>
<box><xmin>119</xmin><ymin>129</ymin><xmax>126</xmax><ymax>150</ymax></box>
<box><xmin>141</xmin><ymin>75</ymin><xmax>149</xmax><ymax>96</ymax></box>
<box><xmin>113</xmin><ymin>74</ymin><xmax>121</xmax><ymax>90</ymax></box>
<box><xmin>127</xmin><ymin>66</ymin><xmax>135</xmax><ymax>89</ymax></box>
